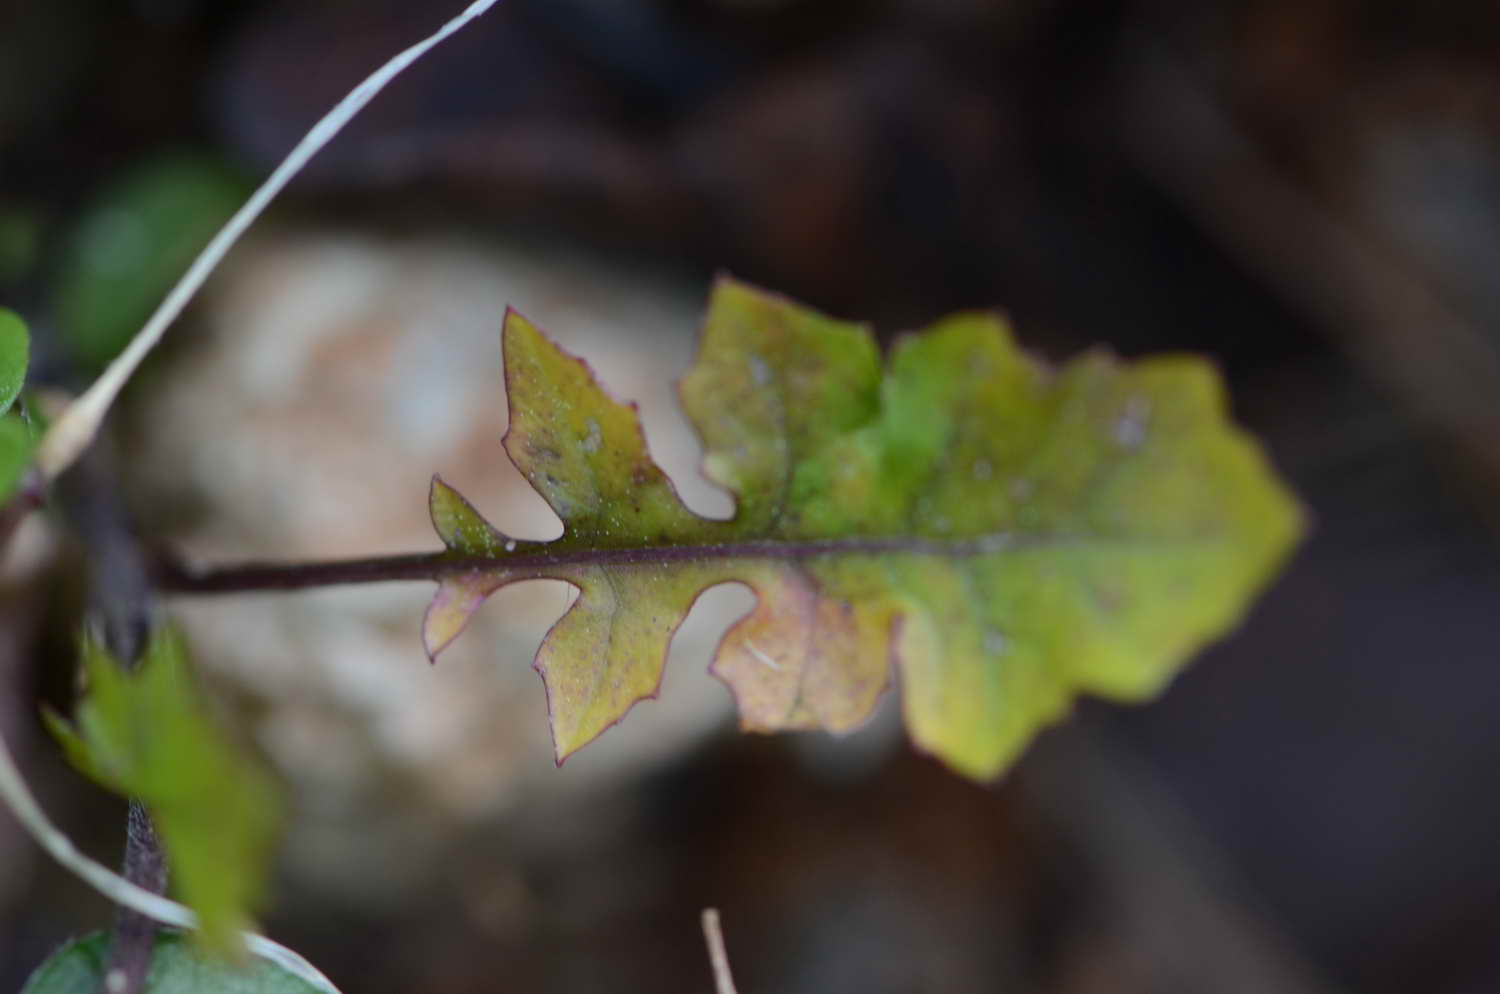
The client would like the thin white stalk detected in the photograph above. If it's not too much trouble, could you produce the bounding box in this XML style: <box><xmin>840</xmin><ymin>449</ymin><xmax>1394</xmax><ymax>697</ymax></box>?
<box><xmin>0</xmin><ymin>731</ymin><xmax>340</xmax><ymax>991</ymax></box>
<box><xmin>701</xmin><ymin>908</ymin><xmax>740</xmax><ymax>994</ymax></box>
<box><xmin>35</xmin><ymin>0</ymin><xmax>503</xmax><ymax>479</ymax></box>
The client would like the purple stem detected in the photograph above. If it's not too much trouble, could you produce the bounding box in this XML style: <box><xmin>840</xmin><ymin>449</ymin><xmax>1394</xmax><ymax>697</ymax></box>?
<box><xmin>153</xmin><ymin>533</ymin><xmax>1018</xmax><ymax>594</ymax></box>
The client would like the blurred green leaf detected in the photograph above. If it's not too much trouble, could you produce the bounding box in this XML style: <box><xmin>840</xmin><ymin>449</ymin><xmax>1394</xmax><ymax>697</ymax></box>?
<box><xmin>0</xmin><ymin>307</ymin><xmax>27</xmax><ymax>412</ymax></box>
<box><xmin>43</xmin><ymin>627</ymin><xmax>282</xmax><ymax>952</ymax></box>
<box><xmin>53</xmin><ymin>155</ymin><xmax>247</xmax><ymax>367</ymax></box>
<box><xmin>0</xmin><ymin>414</ymin><xmax>32</xmax><ymax>501</ymax></box>
<box><xmin>0</xmin><ymin>207</ymin><xmax>40</xmax><ymax>285</ymax></box>
<box><xmin>22</xmin><ymin>932</ymin><xmax>325</xmax><ymax>994</ymax></box>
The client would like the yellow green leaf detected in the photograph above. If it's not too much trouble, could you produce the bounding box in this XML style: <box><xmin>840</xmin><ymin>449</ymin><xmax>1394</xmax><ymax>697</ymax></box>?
<box><xmin>425</xmin><ymin>277</ymin><xmax>1303</xmax><ymax>779</ymax></box>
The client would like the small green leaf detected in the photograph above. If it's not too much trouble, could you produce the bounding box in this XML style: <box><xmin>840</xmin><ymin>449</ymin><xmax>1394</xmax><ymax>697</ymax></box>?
<box><xmin>426</xmin><ymin>278</ymin><xmax>1304</xmax><ymax>780</ymax></box>
<box><xmin>0</xmin><ymin>414</ymin><xmax>32</xmax><ymax>500</ymax></box>
<box><xmin>22</xmin><ymin>932</ymin><xmax>326</xmax><ymax>994</ymax></box>
<box><xmin>43</xmin><ymin>628</ymin><xmax>282</xmax><ymax>951</ymax></box>
<box><xmin>0</xmin><ymin>306</ymin><xmax>27</xmax><ymax>412</ymax></box>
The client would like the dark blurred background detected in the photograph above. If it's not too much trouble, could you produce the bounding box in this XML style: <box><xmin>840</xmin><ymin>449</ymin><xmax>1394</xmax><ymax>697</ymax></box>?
<box><xmin>4</xmin><ymin>0</ymin><xmax>1500</xmax><ymax>991</ymax></box>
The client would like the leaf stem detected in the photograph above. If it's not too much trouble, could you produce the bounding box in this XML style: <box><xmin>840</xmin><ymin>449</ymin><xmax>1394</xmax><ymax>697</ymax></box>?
<box><xmin>154</xmin><ymin>533</ymin><xmax>1024</xmax><ymax>594</ymax></box>
<box><xmin>155</xmin><ymin>551</ymin><xmax>455</xmax><ymax>592</ymax></box>
<box><xmin>701</xmin><ymin>909</ymin><xmax>740</xmax><ymax>994</ymax></box>
<box><xmin>103</xmin><ymin>803</ymin><xmax>168</xmax><ymax>994</ymax></box>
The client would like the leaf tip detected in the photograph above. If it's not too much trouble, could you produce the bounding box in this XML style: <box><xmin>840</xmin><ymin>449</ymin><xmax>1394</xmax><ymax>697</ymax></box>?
<box><xmin>418</xmin><ymin>598</ymin><xmax>449</xmax><ymax>664</ymax></box>
<box><xmin>532</xmin><ymin>590</ymin><xmax>678</xmax><ymax>767</ymax></box>
<box><xmin>500</xmin><ymin>304</ymin><xmax>538</xmax><ymax>347</ymax></box>
<box><xmin>422</xmin><ymin>574</ymin><xmax>504</xmax><ymax>663</ymax></box>
<box><xmin>429</xmin><ymin>475</ymin><xmax>510</xmax><ymax>555</ymax></box>
<box><xmin>425</xmin><ymin>473</ymin><xmax>447</xmax><ymax>527</ymax></box>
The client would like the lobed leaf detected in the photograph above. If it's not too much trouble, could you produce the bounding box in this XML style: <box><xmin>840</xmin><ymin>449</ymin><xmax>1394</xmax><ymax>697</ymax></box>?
<box><xmin>22</xmin><ymin>932</ymin><xmax>325</xmax><ymax>994</ymax></box>
<box><xmin>424</xmin><ymin>277</ymin><xmax>1303</xmax><ymax>779</ymax></box>
<box><xmin>43</xmin><ymin>628</ymin><xmax>282</xmax><ymax>951</ymax></box>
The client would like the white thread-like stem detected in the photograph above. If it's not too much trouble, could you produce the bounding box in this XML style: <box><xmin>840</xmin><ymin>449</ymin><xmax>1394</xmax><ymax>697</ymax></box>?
<box><xmin>701</xmin><ymin>908</ymin><xmax>740</xmax><ymax>994</ymax></box>
<box><xmin>34</xmin><ymin>0</ymin><xmax>503</xmax><ymax>480</ymax></box>
<box><xmin>0</xmin><ymin>731</ymin><xmax>340</xmax><ymax>991</ymax></box>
